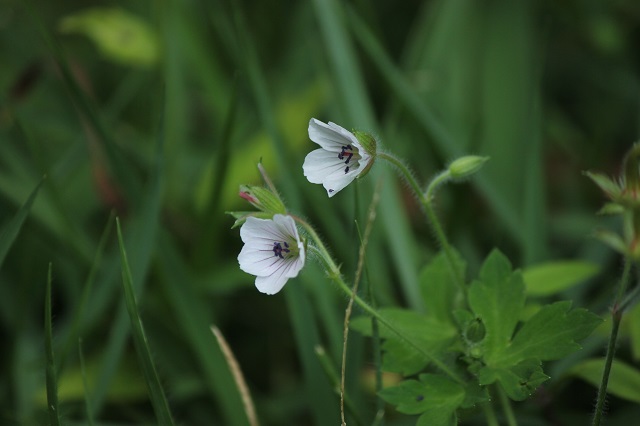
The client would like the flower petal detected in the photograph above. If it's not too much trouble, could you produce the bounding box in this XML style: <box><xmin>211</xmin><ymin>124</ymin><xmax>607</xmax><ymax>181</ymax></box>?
<box><xmin>308</xmin><ymin>118</ymin><xmax>358</xmax><ymax>152</ymax></box>
<box><xmin>323</xmin><ymin>169</ymin><xmax>360</xmax><ymax>197</ymax></box>
<box><xmin>255</xmin><ymin>272</ymin><xmax>288</xmax><ymax>295</ymax></box>
<box><xmin>237</xmin><ymin>214</ymin><xmax>305</xmax><ymax>291</ymax></box>
<box><xmin>303</xmin><ymin>149</ymin><xmax>350</xmax><ymax>184</ymax></box>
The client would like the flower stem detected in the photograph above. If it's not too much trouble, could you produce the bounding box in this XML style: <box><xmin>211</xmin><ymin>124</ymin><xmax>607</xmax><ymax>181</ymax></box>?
<box><xmin>378</xmin><ymin>152</ymin><xmax>465</xmax><ymax>292</ymax></box>
<box><xmin>481</xmin><ymin>402</ymin><xmax>499</xmax><ymax>426</ymax></box>
<box><xmin>592</xmin><ymin>258</ymin><xmax>632</xmax><ymax>426</ymax></box>
<box><xmin>496</xmin><ymin>385</ymin><xmax>518</xmax><ymax>426</ymax></box>
<box><xmin>304</xmin><ymin>241</ymin><xmax>464</xmax><ymax>385</ymax></box>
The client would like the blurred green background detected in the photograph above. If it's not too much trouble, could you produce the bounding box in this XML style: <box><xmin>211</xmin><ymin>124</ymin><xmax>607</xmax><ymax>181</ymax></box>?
<box><xmin>1</xmin><ymin>0</ymin><xmax>640</xmax><ymax>424</ymax></box>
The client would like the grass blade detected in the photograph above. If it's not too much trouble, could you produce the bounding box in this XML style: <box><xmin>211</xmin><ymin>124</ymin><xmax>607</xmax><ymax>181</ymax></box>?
<box><xmin>211</xmin><ymin>326</ymin><xmax>259</xmax><ymax>426</ymax></box>
<box><xmin>90</xmin><ymin>94</ymin><xmax>165</xmax><ymax>414</ymax></box>
<box><xmin>59</xmin><ymin>212</ymin><xmax>115</xmax><ymax>367</ymax></box>
<box><xmin>78</xmin><ymin>339</ymin><xmax>95</xmax><ymax>426</ymax></box>
<box><xmin>44</xmin><ymin>263</ymin><xmax>61</xmax><ymax>426</ymax></box>
<box><xmin>0</xmin><ymin>177</ymin><xmax>44</xmax><ymax>269</ymax></box>
<box><xmin>157</xmin><ymin>233</ymin><xmax>251</xmax><ymax>426</ymax></box>
<box><xmin>116</xmin><ymin>218</ymin><xmax>174</xmax><ymax>425</ymax></box>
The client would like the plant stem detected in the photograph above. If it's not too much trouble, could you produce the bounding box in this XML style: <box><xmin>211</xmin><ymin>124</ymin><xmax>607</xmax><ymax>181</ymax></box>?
<box><xmin>496</xmin><ymin>385</ymin><xmax>518</xmax><ymax>426</ymax></box>
<box><xmin>592</xmin><ymin>258</ymin><xmax>632</xmax><ymax>426</ymax></box>
<box><xmin>304</xmin><ymin>241</ymin><xmax>464</xmax><ymax>384</ymax></box>
<box><xmin>481</xmin><ymin>402</ymin><xmax>499</xmax><ymax>426</ymax></box>
<box><xmin>378</xmin><ymin>152</ymin><xmax>465</xmax><ymax>292</ymax></box>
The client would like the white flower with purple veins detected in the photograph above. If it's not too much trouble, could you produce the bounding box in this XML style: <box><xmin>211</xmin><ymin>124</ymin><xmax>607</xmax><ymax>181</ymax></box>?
<box><xmin>303</xmin><ymin>118</ymin><xmax>375</xmax><ymax>197</ymax></box>
<box><xmin>238</xmin><ymin>214</ymin><xmax>305</xmax><ymax>295</ymax></box>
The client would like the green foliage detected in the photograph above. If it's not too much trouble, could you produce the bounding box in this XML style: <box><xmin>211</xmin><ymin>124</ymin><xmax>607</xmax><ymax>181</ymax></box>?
<box><xmin>59</xmin><ymin>8</ymin><xmax>160</xmax><ymax>67</ymax></box>
<box><xmin>354</xmin><ymin>248</ymin><xmax>602</xmax><ymax>422</ymax></box>
<box><xmin>116</xmin><ymin>219</ymin><xmax>174</xmax><ymax>425</ymax></box>
<box><xmin>522</xmin><ymin>261</ymin><xmax>600</xmax><ymax>296</ymax></box>
<box><xmin>351</xmin><ymin>308</ymin><xmax>456</xmax><ymax>375</ymax></box>
<box><xmin>1</xmin><ymin>0</ymin><xmax>637</xmax><ymax>424</ymax></box>
<box><xmin>379</xmin><ymin>374</ymin><xmax>464</xmax><ymax>426</ymax></box>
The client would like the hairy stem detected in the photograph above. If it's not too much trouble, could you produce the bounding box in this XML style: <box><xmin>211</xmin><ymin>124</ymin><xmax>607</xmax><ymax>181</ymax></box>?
<box><xmin>305</xmin><ymin>242</ymin><xmax>464</xmax><ymax>384</ymax></box>
<box><xmin>592</xmin><ymin>258</ymin><xmax>632</xmax><ymax>426</ymax></box>
<box><xmin>378</xmin><ymin>152</ymin><xmax>465</xmax><ymax>292</ymax></box>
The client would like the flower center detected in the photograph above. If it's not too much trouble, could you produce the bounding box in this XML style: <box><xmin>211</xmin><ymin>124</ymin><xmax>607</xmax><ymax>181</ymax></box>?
<box><xmin>272</xmin><ymin>241</ymin><xmax>291</xmax><ymax>259</ymax></box>
<box><xmin>338</xmin><ymin>145</ymin><xmax>361</xmax><ymax>174</ymax></box>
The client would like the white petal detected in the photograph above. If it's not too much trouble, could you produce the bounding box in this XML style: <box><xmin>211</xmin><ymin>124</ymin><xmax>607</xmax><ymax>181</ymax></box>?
<box><xmin>272</xmin><ymin>214</ymin><xmax>300</xmax><ymax>241</ymax></box>
<box><xmin>240</xmin><ymin>216</ymin><xmax>287</xmax><ymax>244</ymax></box>
<box><xmin>255</xmin><ymin>273</ymin><xmax>288</xmax><ymax>295</ymax></box>
<box><xmin>238</xmin><ymin>245</ymin><xmax>283</xmax><ymax>276</ymax></box>
<box><xmin>255</xmin><ymin>256</ymin><xmax>305</xmax><ymax>295</ymax></box>
<box><xmin>303</xmin><ymin>149</ymin><xmax>350</xmax><ymax>184</ymax></box>
<box><xmin>308</xmin><ymin>118</ymin><xmax>357</xmax><ymax>152</ymax></box>
<box><xmin>323</xmin><ymin>169</ymin><xmax>360</xmax><ymax>197</ymax></box>
<box><xmin>238</xmin><ymin>215</ymin><xmax>305</xmax><ymax>283</ymax></box>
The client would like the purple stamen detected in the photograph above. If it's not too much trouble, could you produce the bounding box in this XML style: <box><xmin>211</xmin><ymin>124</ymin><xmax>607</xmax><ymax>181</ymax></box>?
<box><xmin>273</xmin><ymin>241</ymin><xmax>290</xmax><ymax>259</ymax></box>
<box><xmin>338</xmin><ymin>145</ymin><xmax>355</xmax><ymax>174</ymax></box>
<box><xmin>338</xmin><ymin>145</ymin><xmax>354</xmax><ymax>164</ymax></box>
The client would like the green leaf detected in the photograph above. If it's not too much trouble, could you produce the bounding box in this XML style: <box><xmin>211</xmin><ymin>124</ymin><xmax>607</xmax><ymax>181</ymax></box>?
<box><xmin>583</xmin><ymin>171</ymin><xmax>622</xmax><ymax>198</ymax></box>
<box><xmin>351</xmin><ymin>308</ymin><xmax>456</xmax><ymax>375</ymax></box>
<box><xmin>522</xmin><ymin>261</ymin><xmax>599</xmax><ymax>296</ymax></box>
<box><xmin>571</xmin><ymin>358</ymin><xmax>640</xmax><ymax>403</ymax></box>
<box><xmin>59</xmin><ymin>7</ymin><xmax>159</xmax><ymax>67</ymax></box>
<box><xmin>419</xmin><ymin>250</ymin><xmax>465</xmax><ymax>324</ymax></box>
<box><xmin>379</xmin><ymin>374</ymin><xmax>464</xmax><ymax>426</ymax></box>
<box><xmin>503</xmin><ymin>301</ymin><xmax>602</xmax><ymax>364</ymax></box>
<box><xmin>468</xmin><ymin>249</ymin><xmax>525</xmax><ymax>361</ymax></box>
<box><xmin>467</xmin><ymin>250</ymin><xmax>602</xmax><ymax>400</ymax></box>
<box><xmin>478</xmin><ymin>359</ymin><xmax>549</xmax><ymax>401</ymax></box>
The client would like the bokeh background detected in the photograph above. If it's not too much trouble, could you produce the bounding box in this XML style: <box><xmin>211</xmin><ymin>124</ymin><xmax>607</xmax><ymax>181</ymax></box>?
<box><xmin>1</xmin><ymin>0</ymin><xmax>640</xmax><ymax>424</ymax></box>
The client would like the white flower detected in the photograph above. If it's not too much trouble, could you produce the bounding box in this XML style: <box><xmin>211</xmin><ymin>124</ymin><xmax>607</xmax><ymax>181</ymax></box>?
<box><xmin>238</xmin><ymin>214</ymin><xmax>305</xmax><ymax>295</ymax></box>
<box><xmin>303</xmin><ymin>118</ymin><xmax>374</xmax><ymax>197</ymax></box>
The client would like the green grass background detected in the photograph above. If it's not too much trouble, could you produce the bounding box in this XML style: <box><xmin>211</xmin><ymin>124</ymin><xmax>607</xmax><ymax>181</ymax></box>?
<box><xmin>1</xmin><ymin>0</ymin><xmax>640</xmax><ymax>424</ymax></box>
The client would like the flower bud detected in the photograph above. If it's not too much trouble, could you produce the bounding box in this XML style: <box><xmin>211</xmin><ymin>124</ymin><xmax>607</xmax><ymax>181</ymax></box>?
<box><xmin>584</xmin><ymin>171</ymin><xmax>622</xmax><ymax>200</ymax></box>
<box><xmin>239</xmin><ymin>185</ymin><xmax>286</xmax><ymax>216</ymax></box>
<box><xmin>448</xmin><ymin>156</ymin><xmax>489</xmax><ymax>180</ymax></box>
<box><xmin>353</xmin><ymin>130</ymin><xmax>378</xmax><ymax>179</ymax></box>
<box><xmin>353</xmin><ymin>131</ymin><xmax>377</xmax><ymax>158</ymax></box>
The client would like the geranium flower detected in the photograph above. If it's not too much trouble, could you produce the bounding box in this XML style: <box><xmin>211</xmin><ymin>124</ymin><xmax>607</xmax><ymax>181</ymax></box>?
<box><xmin>238</xmin><ymin>214</ymin><xmax>305</xmax><ymax>294</ymax></box>
<box><xmin>303</xmin><ymin>118</ymin><xmax>376</xmax><ymax>197</ymax></box>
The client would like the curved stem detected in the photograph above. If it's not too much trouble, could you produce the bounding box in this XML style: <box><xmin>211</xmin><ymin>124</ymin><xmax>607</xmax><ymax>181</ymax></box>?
<box><xmin>305</xmin><ymin>243</ymin><xmax>464</xmax><ymax>385</ymax></box>
<box><xmin>593</xmin><ymin>258</ymin><xmax>632</xmax><ymax>426</ymax></box>
<box><xmin>481</xmin><ymin>402</ymin><xmax>499</xmax><ymax>426</ymax></box>
<box><xmin>378</xmin><ymin>152</ymin><xmax>465</xmax><ymax>292</ymax></box>
<box><xmin>496</xmin><ymin>385</ymin><xmax>518</xmax><ymax>426</ymax></box>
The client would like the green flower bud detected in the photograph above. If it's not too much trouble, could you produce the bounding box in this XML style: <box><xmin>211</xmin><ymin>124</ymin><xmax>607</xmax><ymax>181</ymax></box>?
<box><xmin>584</xmin><ymin>171</ymin><xmax>622</xmax><ymax>200</ymax></box>
<box><xmin>353</xmin><ymin>131</ymin><xmax>377</xmax><ymax>158</ymax></box>
<box><xmin>239</xmin><ymin>185</ymin><xmax>286</xmax><ymax>216</ymax></box>
<box><xmin>448</xmin><ymin>156</ymin><xmax>490</xmax><ymax>180</ymax></box>
<box><xmin>353</xmin><ymin>130</ymin><xmax>377</xmax><ymax>179</ymax></box>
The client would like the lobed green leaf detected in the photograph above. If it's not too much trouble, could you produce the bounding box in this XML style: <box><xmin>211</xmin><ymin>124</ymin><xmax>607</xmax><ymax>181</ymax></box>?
<box><xmin>503</xmin><ymin>301</ymin><xmax>602</xmax><ymax>364</ymax></box>
<box><xmin>379</xmin><ymin>374</ymin><xmax>464</xmax><ymax>426</ymax></box>
<box><xmin>351</xmin><ymin>308</ymin><xmax>456</xmax><ymax>375</ymax></box>
<box><xmin>478</xmin><ymin>359</ymin><xmax>549</xmax><ymax>401</ymax></box>
<box><xmin>468</xmin><ymin>249</ymin><xmax>525</xmax><ymax>361</ymax></box>
<box><xmin>419</xmin><ymin>250</ymin><xmax>465</xmax><ymax>325</ymax></box>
